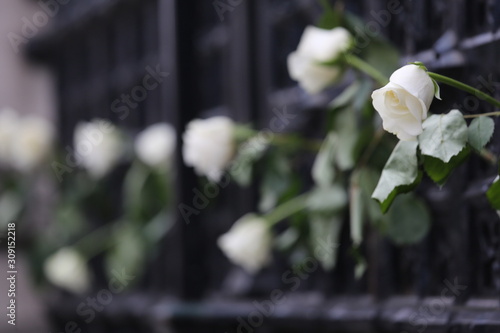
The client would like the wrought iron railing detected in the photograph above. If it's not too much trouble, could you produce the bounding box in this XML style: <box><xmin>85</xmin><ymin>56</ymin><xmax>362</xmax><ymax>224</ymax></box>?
<box><xmin>28</xmin><ymin>0</ymin><xmax>500</xmax><ymax>331</ymax></box>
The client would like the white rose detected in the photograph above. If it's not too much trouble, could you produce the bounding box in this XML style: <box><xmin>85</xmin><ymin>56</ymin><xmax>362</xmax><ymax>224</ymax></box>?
<box><xmin>74</xmin><ymin>119</ymin><xmax>124</xmax><ymax>179</ymax></box>
<box><xmin>0</xmin><ymin>108</ymin><xmax>19</xmax><ymax>168</ymax></box>
<box><xmin>135</xmin><ymin>123</ymin><xmax>176</xmax><ymax>169</ymax></box>
<box><xmin>43</xmin><ymin>247</ymin><xmax>91</xmax><ymax>294</ymax></box>
<box><xmin>10</xmin><ymin>116</ymin><xmax>55</xmax><ymax>172</ymax></box>
<box><xmin>182</xmin><ymin>116</ymin><xmax>235</xmax><ymax>182</ymax></box>
<box><xmin>217</xmin><ymin>214</ymin><xmax>272</xmax><ymax>273</ymax></box>
<box><xmin>372</xmin><ymin>64</ymin><xmax>435</xmax><ymax>141</ymax></box>
<box><xmin>287</xmin><ymin>26</ymin><xmax>352</xmax><ymax>94</ymax></box>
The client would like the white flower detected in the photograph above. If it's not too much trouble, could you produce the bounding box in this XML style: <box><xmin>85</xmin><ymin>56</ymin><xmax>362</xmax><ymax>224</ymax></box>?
<box><xmin>74</xmin><ymin>119</ymin><xmax>124</xmax><ymax>179</ymax></box>
<box><xmin>0</xmin><ymin>108</ymin><xmax>55</xmax><ymax>172</ymax></box>
<box><xmin>217</xmin><ymin>214</ymin><xmax>272</xmax><ymax>273</ymax></box>
<box><xmin>372</xmin><ymin>64</ymin><xmax>435</xmax><ymax>141</ymax></box>
<box><xmin>287</xmin><ymin>26</ymin><xmax>352</xmax><ymax>94</ymax></box>
<box><xmin>135</xmin><ymin>123</ymin><xmax>176</xmax><ymax>168</ymax></box>
<box><xmin>10</xmin><ymin>116</ymin><xmax>55</xmax><ymax>172</ymax></box>
<box><xmin>182</xmin><ymin>116</ymin><xmax>235</xmax><ymax>182</ymax></box>
<box><xmin>43</xmin><ymin>247</ymin><xmax>91</xmax><ymax>294</ymax></box>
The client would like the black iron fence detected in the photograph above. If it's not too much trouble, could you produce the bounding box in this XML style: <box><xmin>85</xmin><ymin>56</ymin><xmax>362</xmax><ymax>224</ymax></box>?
<box><xmin>28</xmin><ymin>0</ymin><xmax>500</xmax><ymax>332</ymax></box>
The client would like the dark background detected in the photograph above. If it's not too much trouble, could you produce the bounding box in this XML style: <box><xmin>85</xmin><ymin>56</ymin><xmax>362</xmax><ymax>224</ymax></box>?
<box><xmin>25</xmin><ymin>0</ymin><xmax>500</xmax><ymax>332</ymax></box>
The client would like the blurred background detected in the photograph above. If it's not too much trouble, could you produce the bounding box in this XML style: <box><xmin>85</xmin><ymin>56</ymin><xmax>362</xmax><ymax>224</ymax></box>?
<box><xmin>1</xmin><ymin>0</ymin><xmax>500</xmax><ymax>332</ymax></box>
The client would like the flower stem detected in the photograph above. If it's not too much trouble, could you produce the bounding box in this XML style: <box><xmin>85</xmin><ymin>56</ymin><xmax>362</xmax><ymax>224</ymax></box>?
<box><xmin>344</xmin><ymin>54</ymin><xmax>389</xmax><ymax>86</ymax></box>
<box><xmin>463</xmin><ymin>111</ymin><xmax>500</xmax><ymax>118</ymax></box>
<box><xmin>428</xmin><ymin>72</ymin><xmax>500</xmax><ymax>109</ymax></box>
<box><xmin>357</xmin><ymin>126</ymin><xmax>386</xmax><ymax>168</ymax></box>
<box><xmin>272</xmin><ymin>134</ymin><xmax>323</xmax><ymax>152</ymax></box>
<box><xmin>71</xmin><ymin>223</ymin><xmax>115</xmax><ymax>258</ymax></box>
<box><xmin>235</xmin><ymin>126</ymin><xmax>322</xmax><ymax>152</ymax></box>
<box><xmin>478</xmin><ymin>148</ymin><xmax>498</xmax><ymax>165</ymax></box>
<box><xmin>265</xmin><ymin>192</ymin><xmax>310</xmax><ymax>226</ymax></box>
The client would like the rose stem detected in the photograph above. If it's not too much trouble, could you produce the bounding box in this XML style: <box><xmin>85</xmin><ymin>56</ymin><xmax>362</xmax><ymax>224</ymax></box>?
<box><xmin>271</xmin><ymin>134</ymin><xmax>323</xmax><ymax>152</ymax></box>
<box><xmin>71</xmin><ymin>223</ymin><xmax>115</xmax><ymax>258</ymax></box>
<box><xmin>463</xmin><ymin>111</ymin><xmax>500</xmax><ymax>118</ymax></box>
<box><xmin>235</xmin><ymin>126</ymin><xmax>322</xmax><ymax>152</ymax></box>
<box><xmin>344</xmin><ymin>54</ymin><xmax>389</xmax><ymax>86</ymax></box>
<box><xmin>428</xmin><ymin>72</ymin><xmax>500</xmax><ymax>109</ymax></box>
<box><xmin>356</xmin><ymin>126</ymin><xmax>386</xmax><ymax>169</ymax></box>
<box><xmin>265</xmin><ymin>192</ymin><xmax>310</xmax><ymax>226</ymax></box>
<box><xmin>479</xmin><ymin>149</ymin><xmax>498</xmax><ymax>164</ymax></box>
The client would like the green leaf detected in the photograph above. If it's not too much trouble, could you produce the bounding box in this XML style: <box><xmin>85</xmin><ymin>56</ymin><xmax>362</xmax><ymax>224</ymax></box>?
<box><xmin>309</xmin><ymin>215</ymin><xmax>342</xmax><ymax>270</ymax></box>
<box><xmin>123</xmin><ymin>161</ymin><xmax>152</xmax><ymax>220</ymax></box>
<box><xmin>307</xmin><ymin>185</ymin><xmax>347</xmax><ymax>213</ymax></box>
<box><xmin>372</xmin><ymin>141</ymin><xmax>421</xmax><ymax>213</ymax></box>
<box><xmin>487</xmin><ymin>177</ymin><xmax>500</xmax><ymax>210</ymax></box>
<box><xmin>355</xmin><ymin>260</ymin><xmax>367</xmax><ymax>279</ymax></box>
<box><xmin>329</xmin><ymin>81</ymin><xmax>361</xmax><ymax>109</ymax></box>
<box><xmin>409</xmin><ymin>61</ymin><xmax>428</xmax><ymax>70</ymax></box>
<box><xmin>230</xmin><ymin>137</ymin><xmax>269</xmax><ymax>187</ymax></box>
<box><xmin>333</xmin><ymin>108</ymin><xmax>359</xmax><ymax>170</ymax></box>
<box><xmin>468</xmin><ymin>116</ymin><xmax>495</xmax><ymax>151</ymax></box>
<box><xmin>385</xmin><ymin>194</ymin><xmax>431</xmax><ymax>245</ymax></box>
<box><xmin>360</xmin><ymin>38</ymin><xmax>400</xmax><ymax>79</ymax></box>
<box><xmin>357</xmin><ymin>168</ymin><xmax>385</xmax><ymax>226</ymax></box>
<box><xmin>349</xmin><ymin>181</ymin><xmax>364</xmax><ymax>246</ymax></box>
<box><xmin>350</xmin><ymin>247</ymin><xmax>367</xmax><ymax>279</ymax></box>
<box><xmin>54</xmin><ymin>204</ymin><xmax>87</xmax><ymax>242</ymax></box>
<box><xmin>312</xmin><ymin>133</ymin><xmax>337</xmax><ymax>186</ymax></box>
<box><xmin>274</xmin><ymin>227</ymin><xmax>300</xmax><ymax>251</ymax></box>
<box><xmin>143</xmin><ymin>210</ymin><xmax>175</xmax><ymax>245</ymax></box>
<box><xmin>316</xmin><ymin>0</ymin><xmax>341</xmax><ymax>29</ymax></box>
<box><xmin>352</xmin><ymin>78</ymin><xmax>373</xmax><ymax>112</ymax></box>
<box><xmin>432</xmin><ymin>79</ymin><xmax>442</xmax><ymax>100</ymax></box>
<box><xmin>259</xmin><ymin>153</ymin><xmax>291</xmax><ymax>212</ymax></box>
<box><xmin>418</xmin><ymin>110</ymin><xmax>468</xmax><ymax>163</ymax></box>
<box><xmin>423</xmin><ymin>146</ymin><xmax>470</xmax><ymax>186</ymax></box>
<box><xmin>105</xmin><ymin>224</ymin><xmax>145</xmax><ymax>287</ymax></box>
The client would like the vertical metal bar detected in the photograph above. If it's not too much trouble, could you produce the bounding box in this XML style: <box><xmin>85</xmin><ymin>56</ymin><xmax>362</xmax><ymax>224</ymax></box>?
<box><xmin>157</xmin><ymin>0</ymin><xmax>209</xmax><ymax>299</ymax></box>
<box><xmin>227</xmin><ymin>1</ymin><xmax>257</xmax><ymax>217</ymax></box>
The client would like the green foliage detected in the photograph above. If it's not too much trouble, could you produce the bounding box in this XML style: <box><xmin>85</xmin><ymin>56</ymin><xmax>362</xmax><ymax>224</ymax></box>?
<box><xmin>230</xmin><ymin>137</ymin><xmax>269</xmax><ymax>187</ymax></box>
<box><xmin>423</xmin><ymin>146</ymin><xmax>470</xmax><ymax>186</ymax></box>
<box><xmin>352</xmin><ymin>79</ymin><xmax>374</xmax><ymax>112</ymax></box>
<box><xmin>385</xmin><ymin>194</ymin><xmax>431</xmax><ymax>245</ymax></box>
<box><xmin>329</xmin><ymin>81</ymin><xmax>361</xmax><ymax>109</ymax></box>
<box><xmin>468</xmin><ymin>116</ymin><xmax>495</xmax><ymax>151</ymax></box>
<box><xmin>432</xmin><ymin>79</ymin><xmax>442</xmax><ymax>100</ymax></box>
<box><xmin>358</xmin><ymin>38</ymin><xmax>400</xmax><ymax>79</ymax></box>
<box><xmin>316</xmin><ymin>0</ymin><xmax>342</xmax><ymax>29</ymax></box>
<box><xmin>419</xmin><ymin>110</ymin><xmax>468</xmax><ymax>163</ymax></box>
<box><xmin>350</xmin><ymin>246</ymin><xmax>367</xmax><ymax>279</ymax></box>
<box><xmin>309</xmin><ymin>215</ymin><xmax>342</xmax><ymax>270</ymax></box>
<box><xmin>312</xmin><ymin>132</ymin><xmax>337</xmax><ymax>186</ymax></box>
<box><xmin>349</xmin><ymin>180</ymin><xmax>363</xmax><ymax>247</ymax></box>
<box><xmin>487</xmin><ymin>177</ymin><xmax>500</xmax><ymax>210</ymax></box>
<box><xmin>105</xmin><ymin>223</ymin><xmax>145</xmax><ymax>286</ymax></box>
<box><xmin>307</xmin><ymin>185</ymin><xmax>347</xmax><ymax>213</ymax></box>
<box><xmin>333</xmin><ymin>108</ymin><xmax>359</xmax><ymax>170</ymax></box>
<box><xmin>143</xmin><ymin>210</ymin><xmax>176</xmax><ymax>245</ymax></box>
<box><xmin>372</xmin><ymin>141</ymin><xmax>421</xmax><ymax>213</ymax></box>
<box><xmin>123</xmin><ymin>162</ymin><xmax>171</xmax><ymax>223</ymax></box>
<box><xmin>357</xmin><ymin>168</ymin><xmax>385</xmax><ymax>227</ymax></box>
<box><xmin>275</xmin><ymin>227</ymin><xmax>300</xmax><ymax>251</ymax></box>
<box><xmin>53</xmin><ymin>203</ymin><xmax>87</xmax><ymax>243</ymax></box>
<box><xmin>259</xmin><ymin>152</ymin><xmax>292</xmax><ymax>213</ymax></box>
